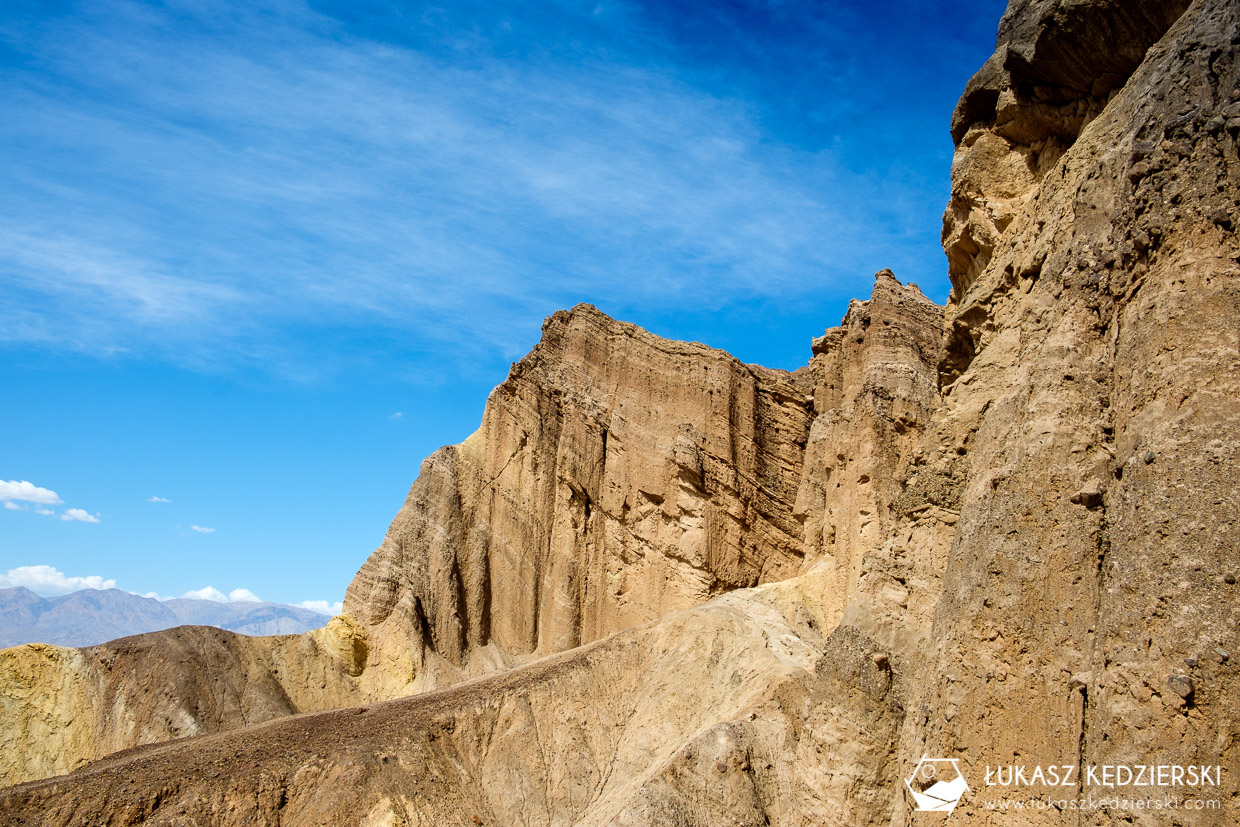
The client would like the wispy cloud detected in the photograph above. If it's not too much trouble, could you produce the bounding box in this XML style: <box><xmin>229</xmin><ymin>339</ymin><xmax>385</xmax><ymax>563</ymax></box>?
<box><xmin>147</xmin><ymin>495</ymin><xmax>171</xmax><ymax>503</ymax></box>
<box><xmin>0</xmin><ymin>0</ymin><xmax>944</xmax><ymax>378</ymax></box>
<box><xmin>189</xmin><ymin>524</ymin><xmax>215</xmax><ymax>534</ymax></box>
<box><xmin>0</xmin><ymin>565</ymin><xmax>116</xmax><ymax>594</ymax></box>
<box><xmin>0</xmin><ymin>480</ymin><xmax>62</xmax><ymax>505</ymax></box>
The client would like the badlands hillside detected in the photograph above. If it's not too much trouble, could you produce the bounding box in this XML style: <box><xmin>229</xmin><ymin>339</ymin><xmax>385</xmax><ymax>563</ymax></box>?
<box><xmin>1</xmin><ymin>0</ymin><xmax>1238</xmax><ymax>823</ymax></box>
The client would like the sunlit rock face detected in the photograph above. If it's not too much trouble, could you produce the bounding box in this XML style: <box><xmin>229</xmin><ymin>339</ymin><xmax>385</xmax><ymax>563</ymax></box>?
<box><xmin>345</xmin><ymin>279</ymin><xmax>944</xmax><ymax>697</ymax></box>
<box><xmin>4</xmin><ymin>1</ymin><xmax>1240</xmax><ymax>824</ymax></box>
<box><xmin>914</xmin><ymin>1</ymin><xmax>1240</xmax><ymax>818</ymax></box>
<box><xmin>345</xmin><ymin>303</ymin><xmax>817</xmax><ymax>681</ymax></box>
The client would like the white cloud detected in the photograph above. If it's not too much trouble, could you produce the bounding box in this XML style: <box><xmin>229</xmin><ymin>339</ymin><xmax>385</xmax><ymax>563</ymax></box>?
<box><xmin>389</xmin><ymin>411</ymin><xmax>404</xmax><ymax>421</ymax></box>
<box><xmin>3</xmin><ymin>570</ymin><xmax>274</xmax><ymax>607</ymax></box>
<box><xmin>189</xmin><ymin>525</ymin><xmax>215</xmax><ymax>533</ymax></box>
<box><xmin>297</xmin><ymin>599</ymin><xmax>344</xmax><ymax>616</ymax></box>
<box><xmin>0</xmin><ymin>565</ymin><xmax>116</xmax><ymax>595</ymax></box>
<box><xmin>0</xmin><ymin>480</ymin><xmax>63</xmax><ymax>505</ymax></box>
<box><xmin>182</xmin><ymin>586</ymin><xmax>228</xmax><ymax>602</ymax></box>
<box><xmin>2</xmin><ymin>482</ymin><xmax>100</xmax><ymax>522</ymax></box>
<box><xmin>60</xmin><ymin>508</ymin><xmax>101</xmax><ymax>523</ymax></box>
<box><xmin>147</xmin><ymin>495</ymin><xmax>171</xmax><ymax>503</ymax></box>
<box><xmin>180</xmin><ymin>585</ymin><xmax>264</xmax><ymax>603</ymax></box>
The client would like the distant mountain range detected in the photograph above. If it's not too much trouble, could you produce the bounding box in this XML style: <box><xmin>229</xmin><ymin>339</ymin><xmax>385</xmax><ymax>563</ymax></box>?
<box><xmin>0</xmin><ymin>587</ymin><xmax>331</xmax><ymax>648</ymax></box>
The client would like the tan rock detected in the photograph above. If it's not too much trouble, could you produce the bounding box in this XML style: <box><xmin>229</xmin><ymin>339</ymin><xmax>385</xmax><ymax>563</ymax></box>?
<box><xmin>3</xmin><ymin>1</ymin><xmax>1238</xmax><ymax>825</ymax></box>
<box><xmin>0</xmin><ymin>627</ymin><xmax>363</xmax><ymax>787</ymax></box>
<box><xmin>344</xmin><ymin>303</ymin><xmax>817</xmax><ymax>688</ymax></box>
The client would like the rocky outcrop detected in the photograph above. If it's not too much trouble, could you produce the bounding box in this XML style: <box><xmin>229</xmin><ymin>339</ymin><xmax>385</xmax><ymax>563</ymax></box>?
<box><xmin>906</xmin><ymin>0</ymin><xmax>1240</xmax><ymax>818</ymax></box>
<box><xmin>0</xmin><ymin>622</ymin><xmax>364</xmax><ymax>787</ymax></box>
<box><xmin>3</xmin><ymin>0</ymin><xmax>1237</xmax><ymax>822</ymax></box>
<box><xmin>0</xmin><ymin>273</ymin><xmax>942</xmax><ymax>788</ymax></box>
<box><xmin>345</xmin><ymin>283</ymin><xmax>943</xmax><ymax>698</ymax></box>
<box><xmin>344</xmin><ymin>305</ymin><xmax>818</xmax><ymax>694</ymax></box>
<box><xmin>798</xmin><ymin>270</ymin><xmax>944</xmax><ymax>631</ymax></box>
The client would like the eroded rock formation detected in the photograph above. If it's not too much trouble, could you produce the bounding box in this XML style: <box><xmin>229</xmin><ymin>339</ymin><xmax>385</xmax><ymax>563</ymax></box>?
<box><xmin>2</xmin><ymin>0</ymin><xmax>1237</xmax><ymax>823</ymax></box>
<box><xmin>345</xmin><ymin>305</ymin><xmax>818</xmax><ymax>693</ymax></box>
<box><xmin>0</xmin><ymin>271</ymin><xmax>942</xmax><ymax>788</ymax></box>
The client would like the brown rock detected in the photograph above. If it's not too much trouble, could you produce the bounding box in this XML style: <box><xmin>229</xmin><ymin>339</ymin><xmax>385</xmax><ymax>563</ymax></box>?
<box><xmin>3</xmin><ymin>1</ymin><xmax>1238</xmax><ymax>824</ymax></box>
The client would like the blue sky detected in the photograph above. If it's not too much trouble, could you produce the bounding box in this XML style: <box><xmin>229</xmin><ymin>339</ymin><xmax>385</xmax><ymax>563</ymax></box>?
<box><xmin>0</xmin><ymin>0</ymin><xmax>1006</xmax><ymax>613</ymax></box>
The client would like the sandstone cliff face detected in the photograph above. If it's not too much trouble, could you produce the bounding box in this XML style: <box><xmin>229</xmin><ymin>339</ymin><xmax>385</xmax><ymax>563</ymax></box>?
<box><xmin>906</xmin><ymin>0</ymin><xmax>1240</xmax><ymax>819</ymax></box>
<box><xmin>3</xmin><ymin>0</ymin><xmax>1238</xmax><ymax>823</ymax></box>
<box><xmin>344</xmin><ymin>306</ymin><xmax>817</xmax><ymax>693</ymax></box>
<box><xmin>798</xmin><ymin>270</ymin><xmax>944</xmax><ymax>632</ymax></box>
<box><xmin>345</xmin><ymin>281</ymin><xmax>943</xmax><ymax>698</ymax></box>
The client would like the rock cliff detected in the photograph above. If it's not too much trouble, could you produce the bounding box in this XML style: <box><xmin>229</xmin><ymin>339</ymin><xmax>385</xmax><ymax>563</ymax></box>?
<box><xmin>0</xmin><ymin>271</ymin><xmax>942</xmax><ymax>788</ymax></box>
<box><xmin>2</xmin><ymin>0</ymin><xmax>1237</xmax><ymax>823</ymax></box>
<box><xmin>346</xmin><ymin>278</ymin><xmax>942</xmax><ymax>697</ymax></box>
<box><xmin>912</xmin><ymin>0</ymin><xmax>1240</xmax><ymax>818</ymax></box>
<box><xmin>345</xmin><ymin>304</ymin><xmax>817</xmax><ymax>693</ymax></box>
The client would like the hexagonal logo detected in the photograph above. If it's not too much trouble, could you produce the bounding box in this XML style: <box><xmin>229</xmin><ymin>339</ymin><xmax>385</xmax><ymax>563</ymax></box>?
<box><xmin>905</xmin><ymin>757</ymin><xmax>969</xmax><ymax>814</ymax></box>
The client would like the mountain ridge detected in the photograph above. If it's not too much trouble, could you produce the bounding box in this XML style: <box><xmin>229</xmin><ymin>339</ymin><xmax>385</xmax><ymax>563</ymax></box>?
<box><xmin>0</xmin><ymin>587</ymin><xmax>331</xmax><ymax>649</ymax></box>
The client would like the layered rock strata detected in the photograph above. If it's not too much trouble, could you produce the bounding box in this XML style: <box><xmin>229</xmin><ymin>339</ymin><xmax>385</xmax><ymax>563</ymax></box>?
<box><xmin>345</xmin><ymin>305</ymin><xmax>817</xmax><ymax>693</ymax></box>
<box><xmin>0</xmin><ymin>274</ymin><xmax>942</xmax><ymax>786</ymax></box>
<box><xmin>2</xmin><ymin>0</ymin><xmax>1238</xmax><ymax>823</ymax></box>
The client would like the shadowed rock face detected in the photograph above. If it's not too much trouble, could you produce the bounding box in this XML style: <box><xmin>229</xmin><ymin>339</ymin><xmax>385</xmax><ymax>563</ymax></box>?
<box><xmin>3</xmin><ymin>0</ymin><xmax>1238</xmax><ymax>823</ymax></box>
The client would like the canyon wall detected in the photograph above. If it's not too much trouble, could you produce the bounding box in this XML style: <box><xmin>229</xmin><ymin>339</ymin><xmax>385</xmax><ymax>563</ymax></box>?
<box><xmin>907</xmin><ymin>0</ymin><xmax>1240</xmax><ymax>820</ymax></box>
<box><xmin>0</xmin><ymin>273</ymin><xmax>942</xmax><ymax>787</ymax></box>
<box><xmin>344</xmin><ymin>305</ymin><xmax>818</xmax><ymax>694</ymax></box>
<box><xmin>2</xmin><ymin>0</ymin><xmax>1237</xmax><ymax>823</ymax></box>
